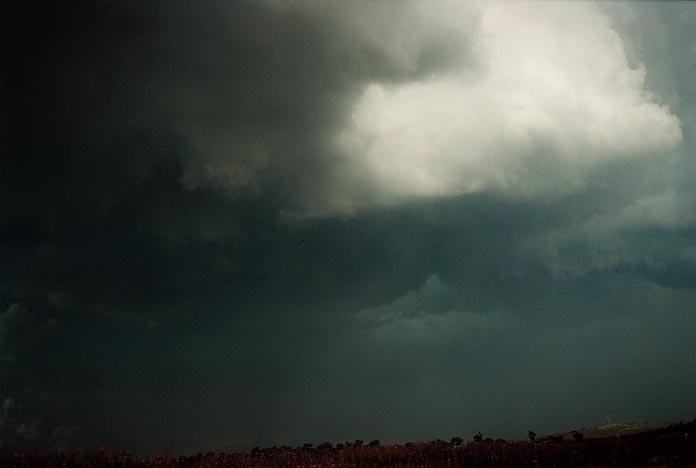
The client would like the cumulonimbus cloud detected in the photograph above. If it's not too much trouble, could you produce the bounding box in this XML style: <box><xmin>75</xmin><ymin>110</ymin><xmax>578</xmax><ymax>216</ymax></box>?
<box><xmin>315</xmin><ymin>2</ymin><xmax>682</xmax><ymax>216</ymax></box>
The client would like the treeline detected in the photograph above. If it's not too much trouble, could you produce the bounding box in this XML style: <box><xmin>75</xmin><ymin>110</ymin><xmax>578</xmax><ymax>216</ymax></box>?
<box><xmin>1</xmin><ymin>422</ymin><xmax>695</xmax><ymax>468</ymax></box>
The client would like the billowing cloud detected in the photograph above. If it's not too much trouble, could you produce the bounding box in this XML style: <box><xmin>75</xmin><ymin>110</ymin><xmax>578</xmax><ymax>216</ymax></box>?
<box><xmin>2</xmin><ymin>0</ymin><xmax>696</xmax><ymax>454</ymax></box>
<box><xmin>170</xmin><ymin>1</ymin><xmax>481</xmax><ymax>208</ymax></box>
<box><xmin>352</xmin><ymin>275</ymin><xmax>456</xmax><ymax>326</ymax></box>
<box><xmin>318</xmin><ymin>3</ymin><xmax>682</xmax><ymax>215</ymax></box>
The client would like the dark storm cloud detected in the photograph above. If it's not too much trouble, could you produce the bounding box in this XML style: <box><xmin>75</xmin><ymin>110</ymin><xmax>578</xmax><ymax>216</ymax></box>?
<box><xmin>1</xmin><ymin>0</ymin><xmax>481</xmax><ymax>316</ymax></box>
<box><xmin>3</xmin><ymin>0</ymin><xmax>478</xmax><ymax>208</ymax></box>
<box><xmin>1</xmin><ymin>0</ymin><xmax>481</xmax><ymax>451</ymax></box>
<box><xmin>2</xmin><ymin>0</ymin><xmax>696</xmax><ymax>455</ymax></box>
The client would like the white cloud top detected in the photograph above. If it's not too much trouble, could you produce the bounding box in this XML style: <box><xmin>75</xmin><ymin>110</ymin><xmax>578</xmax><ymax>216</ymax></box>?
<box><xmin>329</xmin><ymin>2</ymin><xmax>682</xmax><ymax>212</ymax></box>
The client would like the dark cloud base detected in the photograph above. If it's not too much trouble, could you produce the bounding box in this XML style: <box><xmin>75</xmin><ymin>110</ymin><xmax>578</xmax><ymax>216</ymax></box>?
<box><xmin>2</xmin><ymin>0</ymin><xmax>696</xmax><ymax>454</ymax></box>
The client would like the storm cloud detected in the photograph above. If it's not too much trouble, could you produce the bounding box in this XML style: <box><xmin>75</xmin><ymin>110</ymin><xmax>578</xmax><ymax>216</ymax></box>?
<box><xmin>1</xmin><ymin>0</ymin><xmax>696</xmax><ymax>454</ymax></box>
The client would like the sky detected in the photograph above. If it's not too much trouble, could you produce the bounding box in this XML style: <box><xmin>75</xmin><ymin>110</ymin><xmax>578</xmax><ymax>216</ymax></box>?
<box><xmin>1</xmin><ymin>0</ymin><xmax>696</xmax><ymax>454</ymax></box>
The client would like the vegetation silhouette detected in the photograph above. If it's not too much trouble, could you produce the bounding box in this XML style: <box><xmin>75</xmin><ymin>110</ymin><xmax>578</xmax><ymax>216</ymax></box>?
<box><xmin>1</xmin><ymin>420</ymin><xmax>694</xmax><ymax>468</ymax></box>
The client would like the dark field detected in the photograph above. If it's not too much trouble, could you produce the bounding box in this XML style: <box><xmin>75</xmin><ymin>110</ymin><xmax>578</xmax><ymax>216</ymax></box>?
<box><xmin>2</xmin><ymin>421</ymin><xmax>695</xmax><ymax>468</ymax></box>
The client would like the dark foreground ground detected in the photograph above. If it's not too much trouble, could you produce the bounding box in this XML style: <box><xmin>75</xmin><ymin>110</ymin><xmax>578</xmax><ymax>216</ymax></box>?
<box><xmin>2</xmin><ymin>420</ymin><xmax>695</xmax><ymax>468</ymax></box>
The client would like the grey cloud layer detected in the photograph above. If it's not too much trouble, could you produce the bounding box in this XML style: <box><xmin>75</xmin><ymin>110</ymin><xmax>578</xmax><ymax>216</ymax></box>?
<box><xmin>2</xmin><ymin>0</ymin><xmax>696</xmax><ymax>454</ymax></box>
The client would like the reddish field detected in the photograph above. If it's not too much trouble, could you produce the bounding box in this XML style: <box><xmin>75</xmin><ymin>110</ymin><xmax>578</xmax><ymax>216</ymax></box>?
<box><xmin>1</xmin><ymin>420</ymin><xmax>695</xmax><ymax>468</ymax></box>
